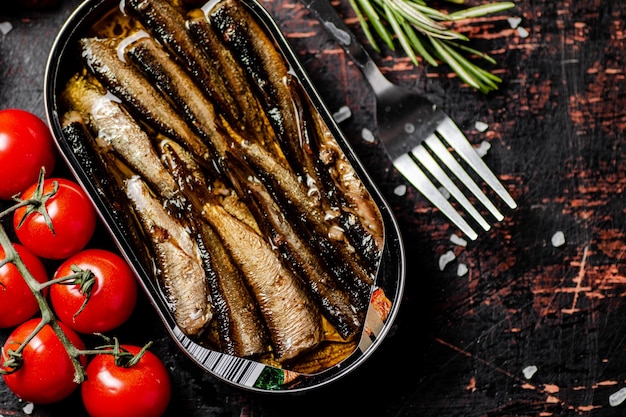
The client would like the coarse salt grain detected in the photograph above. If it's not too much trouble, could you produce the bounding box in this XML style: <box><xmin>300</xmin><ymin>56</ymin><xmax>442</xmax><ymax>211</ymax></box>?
<box><xmin>438</xmin><ymin>186</ymin><xmax>451</xmax><ymax>200</ymax></box>
<box><xmin>517</xmin><ymin>27</ymin><xmax>530</xmax><ymax>38</ymax></box>
<box><xmin>475</xmin><ymin>141</ymin><xmax>491</xmax><ymax>158</ymax></box>
<box><xmin>439</xmin><ymin>250</ymin><xmax>456</xmax><ymax>271</ymax></box>
<box><xmin>457</xmin><ymin>263</ymin><xmax>468</xmax><ymax>276</ymax></box>
<box><xmin>522</xmin><ymin>365</ymin><xmax>538</xmax><ymax>379</ymax></box>
<box><xmin>23</xmin><ymin>403</ymin><xmax>34</xmax><ymax>415</ymax></box>
<box><xmin>393</xmin><ymin>184</ymin><xmax>407</xmax><ymax>196</ymax></box>
<box><xmin>551</xmin><ymin>231</ymin><xmax>566</xmax><ymax>247</ymax></box>
<box><xmin>508</xmin><ymin>17</ymin><xmax>522</xmax><ymax>29</ymax></box>
<box><xmin>0</xmin><ymin>21</ymin><xmax>13</xmax><ymax>35</ymax></box>
<box><xmin>450</xmin><ymin>233</ymin><xmax>468</xmax><ymax>247</ymax></box>
<box><xmin>333</xmin><ymin>105</ymin><xmax>352</xmax><ymax>123</ymax></box>
<box><xmin>475</xmin><ymin>120</ymin><xmax>489</xmax><ymax>132</ymax></box>
<box><xmin>609</xmin><ymin>387</ymin><xmax>626</xmax><ymax>407</ymax></box>
<box><xmin>361</xmin><ymin>127</ymin><xmax>375</xmax><ymax>143</ymax></box>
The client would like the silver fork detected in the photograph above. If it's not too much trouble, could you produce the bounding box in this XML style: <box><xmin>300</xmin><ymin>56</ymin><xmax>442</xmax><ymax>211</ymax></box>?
<box><xmin>301</xmin><ymin>0</ymin><xmax>517</xmax><ymax>240</ymax></box>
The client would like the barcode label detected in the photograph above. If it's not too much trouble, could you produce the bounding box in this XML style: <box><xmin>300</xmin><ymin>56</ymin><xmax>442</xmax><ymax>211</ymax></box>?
<box><xmin>173</xmin><ymin>327</ymin><xmax>266</xmax><ymax>387</ymax></box>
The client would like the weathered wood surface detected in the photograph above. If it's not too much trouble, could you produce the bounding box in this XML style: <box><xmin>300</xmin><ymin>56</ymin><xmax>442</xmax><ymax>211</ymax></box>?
<box><xmin>1</xmin><ymin>0</ymin><xmax>625</xmax><ymax>416</ymax></box>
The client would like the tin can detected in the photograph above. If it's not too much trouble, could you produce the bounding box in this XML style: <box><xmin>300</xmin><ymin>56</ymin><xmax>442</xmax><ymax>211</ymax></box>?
<box><xmin>44</xmin><ymin>0</ymin><xmax>405</xmax><ymax>392</ymax></box>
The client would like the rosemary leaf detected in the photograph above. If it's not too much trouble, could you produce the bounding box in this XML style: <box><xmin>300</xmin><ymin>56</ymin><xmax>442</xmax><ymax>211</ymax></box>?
<box><xmin>350</xmin><ymin>0</ymin><xmax>382</xmax><ymax>52</ymax></box>
<box><xmin>452</xmin><ymin>42</ymin><xmax>498</xmax><ymax>65</ymax></box>
<box><xmin>448</xmin><ymin>2</ymin><xmax>515</xmax><ymax>20</ymax></box>
<box><xmin>402</xmin><ymin>18</ymin><xmax>439</xmax><ymax>66</ymax></box>
<box><xmin>356</xmin><ymin>0</ymin><xmax>396</xmax><ymax>50</ymax></box>
<box><xmin>429</xmin><ymin>37</ymin><xmax>483</xmax><ymax>91</ymax></box>
<box><xmin>387</xmin><ymin>0</ymin><xmax>456</xmax><ymax>39</ymax></box>
<box><xmin>402</xmin><ymin>1</ymin><xmax>449</xmax><ymax>21</ymax></box>
<box><xmin>384</xmin><ymin>3</ymin><xmax>419</xmax><ymax>65</ymax></box>
<box><xmin>438</xmin><ymin>39</ymin><xmax>501</xmax><ymax>92</ymax></box>
<box><xmin>347</xmin><ymin>0</ymin><xmax>516</xmax><ymax>92</ymax></box>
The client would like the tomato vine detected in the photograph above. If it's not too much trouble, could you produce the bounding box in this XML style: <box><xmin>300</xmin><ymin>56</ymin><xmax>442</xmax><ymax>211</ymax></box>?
<box><xmin>0</xmin><ymin>169</ymin><xmax>149</xmax><ymax>384</ymax></box>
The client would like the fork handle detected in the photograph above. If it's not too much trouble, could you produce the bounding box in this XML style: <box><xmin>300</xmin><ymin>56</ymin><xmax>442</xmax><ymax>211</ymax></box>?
<box><xmin>300</xmin><ymin>0</ymin><xmax>390</xmax><ymax>94</ymax></box>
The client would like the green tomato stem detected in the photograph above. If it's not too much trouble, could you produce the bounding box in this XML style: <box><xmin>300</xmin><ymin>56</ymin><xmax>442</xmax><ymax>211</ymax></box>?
<box><xmin>0</xmin><ymin>224</ymin><xmax>88</xmax><ymax>383</ymax></box>
<box><xmin>0</xmin><ymin>169</ymin><xmax>155</xmax><ymax>388</ymax></box>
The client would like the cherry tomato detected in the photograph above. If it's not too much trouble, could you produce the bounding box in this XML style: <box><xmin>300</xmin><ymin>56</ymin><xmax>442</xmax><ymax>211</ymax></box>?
<box><xmin>50</xmin><ymin>249</ymin><xmax>138</xmax><ymax>334</ymax></box>
<box><xmin>0</xmin><ymin>109</ymin><xmax>56</xmax><ymax>200</ymax></box>
<box><xmin>81</xmin><ymin>345</ymin><xmax>172</xmax><ymax>417</ymax></box>
<box><xmin>1</xmin><ymin>318</ymin><xmax>86</xmax><ymax>404</ymax></box>
<box><xmin>0</xmin><ymin>243</ymin><xmax>48</xmax><ymax>328</ymax></box>
<box><xmin>13</xmin><ymin>177</ymin><xmax>97</xmax><ymax>260</ymax></box>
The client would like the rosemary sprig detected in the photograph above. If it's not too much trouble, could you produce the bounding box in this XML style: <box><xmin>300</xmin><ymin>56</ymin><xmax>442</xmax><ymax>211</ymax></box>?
<box><xmin>349</xmin><ymin>0</ymin><xmax>516</xmax><ymax>93</ymax></box>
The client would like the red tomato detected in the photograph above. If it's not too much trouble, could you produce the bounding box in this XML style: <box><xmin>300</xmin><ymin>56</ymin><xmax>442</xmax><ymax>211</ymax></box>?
<box><xmin>0</xmin><ymin>109</ymin><xmax>56</xmax><ymax>200</ymax></box>
<box><xmin>50</xmin><ymin>249</ymin><xmax>138</xmax><ymax>334</ymax></box>
<box><xmin>81</xmin><ymin>345</ymin><xmax>172</xmax><ymax>417</ymax></box>
<box><xmin>1</xmin><ymin>318</ymin><xmax>86</xmax><ymax>404</ymax></box>
<box><xmin>13</xmin><ymin>178</ymin><xmax>97</xmax><ymax>259</ymax></box>
<box><xmin>0</xmin><ymin>243</ymin><xmax>48</xmax><ymax>328</ymax></box>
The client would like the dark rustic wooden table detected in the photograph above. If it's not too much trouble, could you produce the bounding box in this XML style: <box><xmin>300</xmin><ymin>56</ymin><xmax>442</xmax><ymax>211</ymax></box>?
<box><xmin>1</xmin><ymin>0</ymin><xmax>625</xmax><ymax>416</ymax></box>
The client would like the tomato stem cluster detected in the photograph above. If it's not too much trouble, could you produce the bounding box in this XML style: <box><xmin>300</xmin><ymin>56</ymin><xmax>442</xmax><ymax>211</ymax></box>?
<box><xmin>85</xmin><ymin>337</ymin><xmax>152</xmax><ymax>368</ymax></box>
<box><xmin>13</xmin><ymin>169</ymin><xmax>59</xmax><ymax>233</ymax></box>
<box><xmin>0</xmin><ymin>220</ymin><xmax>88</xmax><ymax>382</ymax></box>
<box><xmin>47</xmin><ymin>266</ymin><xmax>97</xmax><ymax>319</ymax></box>
<box><xmin>0</xmin><ymin>169</ymin><xmax>148</xmax><ymax>384</ymax></box>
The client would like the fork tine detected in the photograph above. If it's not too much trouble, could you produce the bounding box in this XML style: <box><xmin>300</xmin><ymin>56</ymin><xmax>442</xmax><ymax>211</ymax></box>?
<box><xmin>411</xmin><ymin>141</ymin><xmax>491</xmax><ymax>232</ymax></box>
<box><xmin>425</xmin><ymin>136</ymin><xmax>504</xmax><ymax>221</ymax></box>
<box><xmin>436</xmin><ymin>118</ymin><xmax>517</xmax><ymax>210</ymax></box>
<box><xmin>394</xmin><ymin>153</ymin><xmax>479</xmax><ymax>240</ymax></box>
